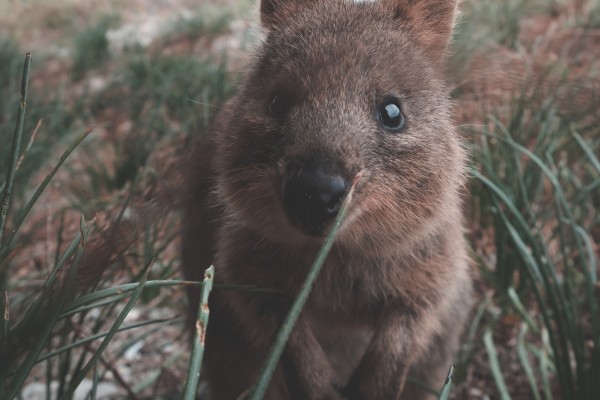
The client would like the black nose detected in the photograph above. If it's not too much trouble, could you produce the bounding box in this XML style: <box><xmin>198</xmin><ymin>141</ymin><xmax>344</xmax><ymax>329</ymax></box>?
<box><xmin>283</xmin><ymin>165</ymin><xmax>348</xmax><ymax>236</ymax></box>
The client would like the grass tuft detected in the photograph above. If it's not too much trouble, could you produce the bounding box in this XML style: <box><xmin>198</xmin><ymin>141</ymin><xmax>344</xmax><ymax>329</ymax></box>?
<box><xmin>72</xmin><ymin>15</ymin><xmax>118</xmax><ymax>80</ymax></box>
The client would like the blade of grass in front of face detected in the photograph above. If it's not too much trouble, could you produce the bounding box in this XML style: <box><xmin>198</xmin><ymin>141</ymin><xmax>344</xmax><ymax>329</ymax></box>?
<box><xmin>0</xmin><ymin>124</ymin><xmax>95</xmax><ymax>262</ymax></box>
<box><xmin>248</xmin><ymin>179</ymin><xmax>358</xmax><ymax>400</ymax></box>
<box><xmin>0</xmin><ymin>53</ymin><xmax>30</xmax><ymax>247</ymax></box>
<box><xmin>483</xmin><ymin>329</ymin><xmax>512</xmax><ymax>400</ymax></box>
<box><xmin>183</xmin><ymin>265</ymin><xmax>215</xmax><ymax>400</ymax></box>
<box><xmin>438</xmin><ymin>364</ymin><xmax>455</xmax><ymax>400</ymax></box>
<box><xmin>58</xmin><ymin>262</ymin><xmax>152</xmax><ymax>400</ymax></box>
<box><xmin>4</xmin><ymin>221</ymin><xmax>90</xmax><ymax>399</ymax></box>
<box><xmin>517</xmin><ymin>323</ymin><xmax>542</xmax><ymax>400</ymax></box>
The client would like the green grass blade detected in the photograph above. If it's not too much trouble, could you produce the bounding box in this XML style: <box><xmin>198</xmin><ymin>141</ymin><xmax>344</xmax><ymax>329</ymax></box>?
<box><xmin>517</xmin><ymin>323</ymin><xmax>542</xmax><ymax>400</ymax></box>
<box><xmin>248</xmin><ymin>177</ymin><xmax>359</xmax><ymax>400</ymax></box>
<box><xmin>34</xmin><ymin>318</ymin><xmax>180</xmax><ymax>365</ymax></box>
<box><xmin>91</xmin><ymin>363</ymin><xmax>99</xmax><ymax>400</ymax></box>
<box><xmin>4</xmin><ymin>222</ymin><xmax>89</xmax><ymax>398</ymax></box>
<box><xmin>470</xmin><ymin>169</ymin><xmax>534</xmax><ymax>253</ymax></box>
<box><xmin>438</xmin><ymin>364</ymin><xmax>455</xmax><ymax>400</ymax></box>
<box><xmin>0</xmin><ymin>53</ymin><xmax>31</xmax><ymax>247</ymax></box>
<box><xmin>62</xmin><ymin>279</ymin><xmax>202</xmax><ymax>314</ymax></box>
<box><xmin>483</xmin><ymin>329</ymin><xmax>512</xmax><ymax>400</ymax></box>
<box><xmin>58</xmin><ymin>262</ymin><xmax>152</xmax><ymax>400</ymax></box>
<box><xmin>183</xmin><ymin>265</ymin><xmax>215</xmax><ymax>400</ymax></box>
<box><xmin>0</xmin><ymin>124</ymin><xmax>95</xmax><ymax>262</ymax></box>
<box><xmin>571</xmin><ymin>130</ymin><xmax>600</xmax><ymax>174</ymax></box>
<box><xmin>488</xmin><ymin>116</ymin><xmax>531</xmax><ymax>212</ymax></box>
<box><xmin>539</xmin><ymin>329</ymin><xmax>555</xmax><ymax>400</ymax></box>
<box><xmin>10</xmin><ymin>225</ymin><xmax>88</xmax><ymax>334</ymax></box>
<box><xmin>499</xmin><ymin>211</ymin><xmax>573</xmax><ymax>395</ymax></box>
<box><xmin>473</xmin><ymin>165</ymin><xmax>576</xmax><ymax>397</ymax></box>
<box><xmin>0</xmin><ymin>290</ymin><xmax>8</xmax><ymax>395</ymax></box>
<box><xmin>505</xmin><ymin>138</ymin><xmax>587</xmax><ymax>268</ymax></box>
<box><xmin>58</xmin><ymin>293</ymin><xmax>130</xmax><ymax>319</ymax></box>
<box><xmin>505</xmin><ymin>139</ymin><xmax>591</xmax><ymax>395</ymax></box>
<box><xmin>507</xmin><ymin>287</ymin><xmax>539</xmax><ymax>334</ymax></box>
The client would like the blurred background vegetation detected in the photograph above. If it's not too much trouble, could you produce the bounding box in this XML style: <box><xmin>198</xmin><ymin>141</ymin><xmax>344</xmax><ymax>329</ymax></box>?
<box><xmin>0</xmin><ymin>0</ymin><xmax>598</xmax><ymax>399</ymax></box>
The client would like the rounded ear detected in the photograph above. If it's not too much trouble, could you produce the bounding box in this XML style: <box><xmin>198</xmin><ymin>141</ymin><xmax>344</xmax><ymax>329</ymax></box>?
<box><xmin>260</xmin><ymin>0</ymin><xmax>317</xmax><ymax>29</ymax></box>
<box><xmin>386</xmin><ymin>0</ymin><xmax>459</xmax><ymax>63</ymax></box>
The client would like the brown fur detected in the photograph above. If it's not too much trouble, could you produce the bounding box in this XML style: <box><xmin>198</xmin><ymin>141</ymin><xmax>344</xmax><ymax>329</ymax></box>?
<box><xmin>181</xmin><ymin>0</ymin><xmax>472</xmax><ymax>399</ymax></box>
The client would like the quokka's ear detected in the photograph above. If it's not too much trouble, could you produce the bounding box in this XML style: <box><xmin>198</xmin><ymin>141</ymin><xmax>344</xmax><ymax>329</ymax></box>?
<box><xmin>260</xmin><ymin>0</ymin><xmax>317</xmax><ymax>29</ymax></box>
<box><xmin>386</xmin><ymin>0</ymin><xmax>459</xmax><ymax>63</ymax></box>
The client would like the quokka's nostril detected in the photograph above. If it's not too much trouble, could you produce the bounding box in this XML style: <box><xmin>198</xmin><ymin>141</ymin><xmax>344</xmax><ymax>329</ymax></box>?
<box><xmin>283</xmin><ymin>167</ymin><xmax>348</xmax><ymax>235</ymax></box>
<box><xmin>321</xmin><ymin>177</ymin><xmax>346</xmax><ymax>214</ymax></box>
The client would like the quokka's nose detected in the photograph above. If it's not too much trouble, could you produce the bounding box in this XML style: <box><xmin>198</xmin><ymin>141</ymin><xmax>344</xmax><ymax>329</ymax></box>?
<box><xmin>283</xmin><ymin>165</ymin><xmax>348</xmax><ymax>236</ymax></box>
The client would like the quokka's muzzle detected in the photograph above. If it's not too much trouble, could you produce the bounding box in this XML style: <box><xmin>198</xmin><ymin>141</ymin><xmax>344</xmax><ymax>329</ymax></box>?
<box><xmin>282</xmin><ymin>161</ymin><xmax>349</xmax><ymax>236</ymax></box>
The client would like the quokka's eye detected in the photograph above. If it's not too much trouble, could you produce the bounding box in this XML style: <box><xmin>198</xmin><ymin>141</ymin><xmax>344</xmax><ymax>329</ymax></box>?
<box><xmin>268</xmin><ymin>95</ymin><xmax>287</xmax><ymax>116</ymax></box>
<box><xmin>267</xmin><ymin>90</ymin><xmax>294</xmax><ymax>119</ymax></box>
<box><xmin>378</xmin><ymin>99</ymin><xmax>405</xmax><ymax>131</ymax></box>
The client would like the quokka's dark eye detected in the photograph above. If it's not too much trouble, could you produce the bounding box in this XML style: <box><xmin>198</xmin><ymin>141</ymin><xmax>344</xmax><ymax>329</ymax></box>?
<box><xmin>268</xmin><ymin>92</ymin><xmax>293</xmax><ymax>119</ymax></box>
<box><xmin>268</xmin><ymin>96</ymin><xmax>285</xmax><ymax>115</ymax></box>
<box><xmin>378</xmin><ymin>99</ymin><xmax>405</xmax><ymax>131</ymax></box>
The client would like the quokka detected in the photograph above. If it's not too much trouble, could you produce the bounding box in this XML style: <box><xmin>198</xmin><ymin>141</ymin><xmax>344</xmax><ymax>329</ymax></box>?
<box><xmin>181</xmin><ymin>0</ymin><xmax>473</xmax><ymax>398</ymax></box>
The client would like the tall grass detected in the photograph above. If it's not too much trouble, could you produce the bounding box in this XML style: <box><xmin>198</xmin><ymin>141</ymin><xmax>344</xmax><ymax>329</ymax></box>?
<box><xmin>72</xmin><ymin>15</ymin><xmax>118</xmax><ymax>80</ymax></box>
<box><xmin>468</xmin><ymin>79</ymin><xmax>599</xmax><ymax>399</ymax></box>
<box><xmin>0</xmin><ymin>4</ymin><xmax>236</xmax><ymax>396</ymax></box>
<box><xmin>0</xmin><ymin>39</ymin><xmax>76</xmax><ymax>203</ymax></box>
<box><xmin>0</xmin><ymin>50</ymin><xmax>218</xmax><ymax>399</ymax></box>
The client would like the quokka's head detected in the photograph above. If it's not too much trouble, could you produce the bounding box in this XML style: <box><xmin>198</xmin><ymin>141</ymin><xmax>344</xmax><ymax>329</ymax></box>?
<box><xmin>215</xmin><ymin>0</ymin><xmax>466</xmax><ymax>252</ymax></box>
